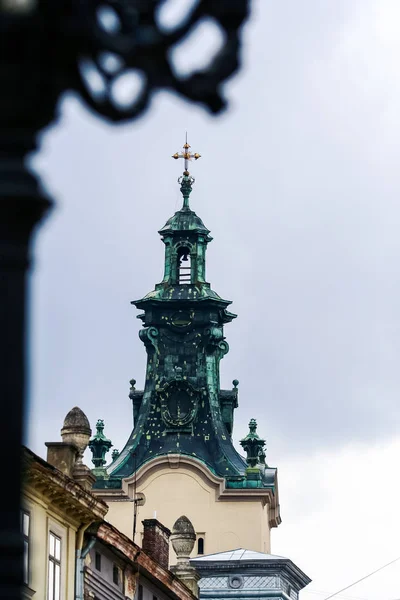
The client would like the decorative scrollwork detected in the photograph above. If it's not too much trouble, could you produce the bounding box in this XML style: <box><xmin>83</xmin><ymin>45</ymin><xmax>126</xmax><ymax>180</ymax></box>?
<box><xmin>1</xmin><ymin>1</ymin><xmax>250</xmax><ymax>152</ymax></box>
<box><xmin>204</xmin><ymin>326</ymin><xmax>223</xmax><ymax>342</ymax></box>
<box><xmin>72</xmin><ymin>0</ymin><xmax>250</xmax><ymax>122</ymax></box>
<box><xmin>218</xmin><ymin>340</ymin><xmax>229</xmax><ymax>356</ymax></box>
<box><xmin>204</xmin><ymin>325</ymin><xmax>228</xmax><ymax>356</ymax></box>
<box><xmin>139</xmin><ymin>326</ymin><xmax>159</xmax><ymax>349</ymax></box>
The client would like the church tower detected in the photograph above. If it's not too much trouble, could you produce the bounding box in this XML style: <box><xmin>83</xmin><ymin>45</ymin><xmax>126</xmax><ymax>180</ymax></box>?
<box><xmin>92</xmin><ymin>139</ymin><xmax>281</xmax><ymax>557</ymax></box>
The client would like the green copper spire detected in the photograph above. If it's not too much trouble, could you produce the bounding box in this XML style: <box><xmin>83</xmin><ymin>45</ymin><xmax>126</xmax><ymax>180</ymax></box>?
<box><xmin>172</xmin><ymin>134</ymin><xmax>201</xmax><ymax>210</ymax></box>
<box><xmin>179</xmin><ymin>173</ymin><xmax>194</xmax><ymax>209</ymax></box>
<box><xmin>89</xmin><ymin>419</ymin><xmax>113</xmax><ymax>475</ymax></box>
<box><xmin>94</xmin><ymin>138</ymin><xmax>278</xmax><ymax>507</ymax></box>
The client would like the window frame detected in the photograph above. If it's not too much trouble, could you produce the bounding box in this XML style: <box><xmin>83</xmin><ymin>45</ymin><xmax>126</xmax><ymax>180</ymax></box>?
<box><xmin>21</xmin><ymin>510</ymin><xmax>30</xmax><ymax>586</ymax></box>
<box><xmin>95</xmin><ymin>552</ymin><xmax>102</xmax><ymax>571</ymax></box>
<box><xmin>48</xmin><ymin>531</ymin><xmax>62</xmax><ymax>600</ymax></box>
<box><xmin>196</xmin><ymin>533</ymin><xmax>205</xmax><ymax>555</ymax></box>
<box><xmin>112</xmin><ymin>564</ymin><xmax>120</xmax><ymax>586</ymax></box>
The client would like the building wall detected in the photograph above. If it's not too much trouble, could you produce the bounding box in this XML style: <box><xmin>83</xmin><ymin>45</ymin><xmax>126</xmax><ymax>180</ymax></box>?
<box><xmin>137</xmin><ymin>572</ymin><xmax>179</xmax><ymax>600</ymax></box>
<box><xmin>85</xmin><ymin>543</ymin><xmax>127</xmax><ymax>600</ymax></box>
<box><xmin>84</xmin><ymin>539</ymin><xmax>195</xmax><ymax>600</ymax></box>
<box><xmin>103</xmin><ymin>462</ymin><xmax>271</xmax><ymax>560</ymax></box>
<box><xmin>22</xmin><ymin>489</ymin><xmax>78</xmax><ymax>600</ymax></box>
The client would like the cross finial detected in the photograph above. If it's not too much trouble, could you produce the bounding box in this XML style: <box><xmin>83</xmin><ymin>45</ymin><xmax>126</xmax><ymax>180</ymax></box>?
<box><xmin>172</xmin><ymin>133</ymin><xmax>201</xmax><ymax>176</ymax></box>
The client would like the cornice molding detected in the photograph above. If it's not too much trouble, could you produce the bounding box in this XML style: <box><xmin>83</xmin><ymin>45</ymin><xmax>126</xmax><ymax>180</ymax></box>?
<box><xmin>122</xmin><ymin>454</ymin><xmax>223</xmax><ymax>493</ymax></box>
<box><xmin>100</xmin><ymin>455</ymin><xmax>280</xmax><ymax>520</ymax></box>
<box><xmin>22</xmin><ymin>447</ymin><xmax>108</xmax><ymax>523</ymax></box>
<box><xmin>93</xmin><ymin>455</ymin><xmax>281</xmax><ymax>526</ymax></box>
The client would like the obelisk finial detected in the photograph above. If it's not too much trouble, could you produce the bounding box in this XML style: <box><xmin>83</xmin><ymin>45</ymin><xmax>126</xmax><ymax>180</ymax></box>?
<box><xmin>172</xmin><ymin>134</ymin><xmax>201</xmax><ymax>209</ymax></box>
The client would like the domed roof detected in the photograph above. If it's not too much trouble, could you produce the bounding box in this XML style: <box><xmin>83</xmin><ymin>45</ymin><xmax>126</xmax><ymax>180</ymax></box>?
<box><xmin>158</xmin><ymin>208</ymin><xmax>210</xmax><ymax>236</ymax></box>
<box><xmin>62</xmin><ymin>406</ymin><xmax>91</xmax><ymax>433</ymax></box>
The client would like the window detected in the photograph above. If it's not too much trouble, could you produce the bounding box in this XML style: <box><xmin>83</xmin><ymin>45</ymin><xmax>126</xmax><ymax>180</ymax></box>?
<box><xmin>21</xmin><ymin>511</ymin><xmax>30</xmax><ymax>585</ymax></box>
<box><xmin>197</xmin><ymin>537</ymin><xmax>204</xmax><ymax>555</ymax></box>
<box><xmin>48</xmin><ymin>532</ymin><xmax>61</xmax><ymax>600</ymax></box>
<box><xmin>178</xmin><ymin>247</ymin><xmax>191</xmax><ymax>284</ymax></box>
<box><xmin>112</xmin><ymin>564</ymin><xmax>119</xmax><ymax>585</ymax></box>
<box><xmin>95</xmin><ymin>552</ymin><xmax>101</xmax><ymax>571</ymax></box>
<box><xmin>138</xmin><ymin>584</ymin><xmax>143</xmax><ymax>600</ymax></box>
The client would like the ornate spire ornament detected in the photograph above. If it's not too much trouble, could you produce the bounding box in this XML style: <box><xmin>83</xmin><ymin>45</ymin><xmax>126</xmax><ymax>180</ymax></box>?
<box><xmin>89</xmin><ymin>419</ymin><xmax>113</xmax><ymax>475</ymax></box>
<box><xmin>97</xmin><ymin>137</ymin><xmax>279</xmax><ymax>539</ymax></box>
<box><xmin>240</xmin><ymin>419</ymin><xmax>266</xmax><ymax>469</ymax></box>
<box><xmin>172</xmin><ymin>134</ymin><xmax>201</xmax><ymax>209</ymax></box>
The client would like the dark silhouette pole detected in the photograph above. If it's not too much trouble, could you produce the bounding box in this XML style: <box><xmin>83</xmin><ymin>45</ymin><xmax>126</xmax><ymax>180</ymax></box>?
<box><xmin>0</xmin><ymin>1</ymin><xmax>250</xmax><ymax>597</ymax></box>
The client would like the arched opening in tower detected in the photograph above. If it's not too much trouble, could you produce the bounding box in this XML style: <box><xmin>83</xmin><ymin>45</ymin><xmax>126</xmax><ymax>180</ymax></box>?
<box><xmin>178</xmin><ymin>247</ymin><xmax>191</xmax><ymax>284</ymax></box>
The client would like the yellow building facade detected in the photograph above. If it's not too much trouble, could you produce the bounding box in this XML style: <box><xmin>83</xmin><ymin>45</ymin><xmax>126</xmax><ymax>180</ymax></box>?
<box><xmin>21</xmin><ymin>443</ymin><xmax>107</xmax><ymax>599</ymax></box>
<box><xmin>95</xmin><ymin>454</ymin><xmax>280</xmax><ymax>558</ymax></box>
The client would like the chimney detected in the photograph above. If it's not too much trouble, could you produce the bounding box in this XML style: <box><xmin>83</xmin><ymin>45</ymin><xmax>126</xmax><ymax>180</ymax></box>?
<box><xmin>142</xmin><ymin>519</ymin><xmax>171</xmax><ymax>570</ymax></box>
<box><xmin>45</xmin><ymin>441</ymin><xmax>78</xmax><ymax>477</ymax></box>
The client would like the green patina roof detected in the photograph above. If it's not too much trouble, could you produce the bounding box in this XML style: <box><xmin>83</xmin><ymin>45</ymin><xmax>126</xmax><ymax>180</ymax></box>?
<box><xmin>134</xmin><ymin>283</ymin><xmax>234</xmax><ymax>307</ymax></box>
<box><xmin>158</xmin><ymin>206</ymin><xmax>211</xmax><ymax>237</ymax></box>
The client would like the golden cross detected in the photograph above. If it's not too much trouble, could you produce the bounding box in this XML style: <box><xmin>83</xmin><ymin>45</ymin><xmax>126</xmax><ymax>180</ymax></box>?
<box><xmin>172</xmin><ymin>133</ymin><xmax>201</xmax><ymax>174</ymax></box>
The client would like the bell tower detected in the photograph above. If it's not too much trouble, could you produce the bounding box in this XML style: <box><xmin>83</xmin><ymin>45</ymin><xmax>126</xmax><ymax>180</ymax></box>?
<box><xmin>160</xmin><ymin>149</ymin><xmax>209</xmax><ymax>287</ymax></box>
<box><xmin>91</xmin><ymin>139</ymin><xmax>281</xmax><ymax>557</ymax></box>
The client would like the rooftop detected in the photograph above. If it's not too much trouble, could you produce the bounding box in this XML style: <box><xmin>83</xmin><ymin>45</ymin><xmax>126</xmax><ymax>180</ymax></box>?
<box><xmin>191</xmin><ymin>548</ymin><xmax>286</xmax><ymax>563</ymax></box>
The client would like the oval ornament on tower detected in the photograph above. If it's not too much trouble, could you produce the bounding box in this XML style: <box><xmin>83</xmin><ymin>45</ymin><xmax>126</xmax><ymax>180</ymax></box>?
<box><xmin>171</xmin><ymin>311</ymin><xmax>192</xmax><ymax>327</ymax></box>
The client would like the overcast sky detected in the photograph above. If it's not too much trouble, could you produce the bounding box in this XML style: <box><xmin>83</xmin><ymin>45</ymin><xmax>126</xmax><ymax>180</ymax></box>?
<box><xmin>27</xmin><ymin>1</ymin><xmax>400</xmax><ymax>598</ymax></box>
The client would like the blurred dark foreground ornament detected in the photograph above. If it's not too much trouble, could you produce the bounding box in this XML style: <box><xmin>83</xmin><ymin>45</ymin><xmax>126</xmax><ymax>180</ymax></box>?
<box><xmin>0</xmin><ymin>1</ymin><xmax>250</xmax><ymax>597</ymax></box>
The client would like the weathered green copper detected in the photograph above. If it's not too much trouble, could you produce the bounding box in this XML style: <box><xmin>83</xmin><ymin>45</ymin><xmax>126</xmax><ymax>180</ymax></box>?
<box><xmin>93</xmin><ymin>155</ymin><xmax>277</xmax><ymax>495</ymax></box>
<box><xmin>179</xmin><ymin>173</ymin><xmax>194</xmax><ymax>209</ymax></box>
<box><xmin>89</xmin><ymin>419</ymin><xmax>113</xmax><ymax>471</ymax></box>
<box><xmin>240</xmin><ymin>419</ymin><xmax>266</xmax><ymax>468</ymax></box>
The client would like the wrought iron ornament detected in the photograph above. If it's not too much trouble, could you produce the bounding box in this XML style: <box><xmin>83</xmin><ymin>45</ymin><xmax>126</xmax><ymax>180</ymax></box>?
<box><xmin>75</xmin><ymin>0</ymin><xmax>251</xmax><ymax>121</ymax></box>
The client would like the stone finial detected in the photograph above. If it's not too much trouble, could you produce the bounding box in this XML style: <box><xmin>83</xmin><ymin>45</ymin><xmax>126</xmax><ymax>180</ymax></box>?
<box><xmin>61</xmin><ymin>406</ymin><xmax>91</xmax><ymax>465</ymax></box>
<box><xmin>46</xmin><ymin>407</ymin><xmax>95</xmax><ymax>490</ymax></box>
<box><xmin>170</xmin><ymin>516</ymin><xmax>199</xmax><ymax>596</ymax></box>
<box><xmin>239</xmin><ymin>418</ymin><xmax>266</xmax><ymax>468</ymax></box>
<box><xmin>61</xmin><ymin>406</ymin><xmax>91</xmax><ymax>447</ymax></box>
<box><xmin>171</xmin><ymin>515</ymin><xmax>196</xmax><ymax>563</ymax></box>
<box><xmin>232</xmin><ymin>379</ymin><xmax>239</xmax><ymax>389</ymax></box>
<box><xmin>88</xmin><ymin>419</ymin><xmax>113</xmax><ymax>476</ymax></box>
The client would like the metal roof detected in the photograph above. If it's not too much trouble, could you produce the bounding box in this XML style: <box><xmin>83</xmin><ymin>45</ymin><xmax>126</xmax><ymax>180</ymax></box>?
<box><xmin>191</xmin><ymin>548</ymin><xmax>286</xmax><ymax>562</ymax></box>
